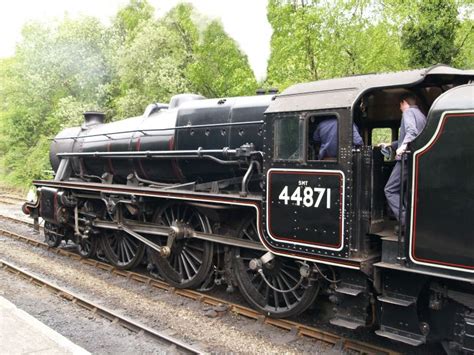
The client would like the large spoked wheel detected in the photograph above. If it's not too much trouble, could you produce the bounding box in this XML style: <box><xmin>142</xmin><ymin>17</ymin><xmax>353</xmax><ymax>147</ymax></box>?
<box><xmin>77</xmin><ymin>236</ymin><xmax>98</xmax><ymax>258</ymax></box>
<box><xmin>232</xmin><ymin>218</ymin><xmax>319</xmax><ymax>318</ymax></box>
<box><xmin>44</xmin><ymin>222</ymin><xmax>63</xmax><ymax>248</ymax></box>
<box><xmin>150</xmin><ymin>203</ymin><xmax>214</xmax><ymax>289</ymax></box>
<box><xmin>101</xmin><ymin>230</ymin><xmax>145</xmax><ymax>270</ymax></box>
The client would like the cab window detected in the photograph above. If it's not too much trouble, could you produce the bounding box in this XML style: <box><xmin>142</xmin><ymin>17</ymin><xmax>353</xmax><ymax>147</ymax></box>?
<box><xmin>274</xmin><ymin>116</ymin><xmax>300</xmax><ymax>160</ymax></box>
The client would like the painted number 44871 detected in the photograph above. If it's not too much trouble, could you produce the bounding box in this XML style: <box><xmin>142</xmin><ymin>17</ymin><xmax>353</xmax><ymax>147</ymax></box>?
<box><xmin>278</xmin><ymin>186</ymin><xmax>331</xmax><ymax>208</ymax></box>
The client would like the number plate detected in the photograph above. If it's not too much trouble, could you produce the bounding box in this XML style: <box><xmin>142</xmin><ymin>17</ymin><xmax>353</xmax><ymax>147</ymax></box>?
<box><xmin>266</xmin><ymin>169</ymin><xmax>345</xmax><ymax>250</ymax></box>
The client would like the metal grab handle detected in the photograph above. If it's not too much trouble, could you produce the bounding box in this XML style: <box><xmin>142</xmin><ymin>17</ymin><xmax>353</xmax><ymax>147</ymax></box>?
<box><xmin>397</xmin><ymin>151</ymin><xmax>410</xmax><ymax>264</ymax></box>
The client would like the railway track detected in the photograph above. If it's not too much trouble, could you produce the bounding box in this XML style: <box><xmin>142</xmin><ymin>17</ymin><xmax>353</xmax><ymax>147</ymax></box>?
<box><xmin>0</xmin><ymin>259</ymin><xmax>204</xmax><ymax>355</ymax></box>
<box><xmin>0</xmin><ymin>193</ymin><xmax>25</xmax><ymax>205</ymax></box>
<box><xmin>0</xmin><ymin>198</ymin><xmax>18</xmax><ymax>205</ymax></box>
<box><xmin>0</xmin><ymin>214</ymin><xmax>400</xmax><ymax>355</ymax></box>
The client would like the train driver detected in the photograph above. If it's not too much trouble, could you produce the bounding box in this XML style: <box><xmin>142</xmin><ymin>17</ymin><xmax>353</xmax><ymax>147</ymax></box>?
<box><xmin>380</xmin><ymin>93</ymin><xmax>427</xmax><ymax>231</ymax></box>
<box><xmin>313</xmin><ymin>117</ymin><xmax>363</xmax><ymax>160</ymax></box>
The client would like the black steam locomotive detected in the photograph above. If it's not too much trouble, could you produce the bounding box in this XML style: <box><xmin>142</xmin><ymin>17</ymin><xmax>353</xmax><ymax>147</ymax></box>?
<box><xmin>24</xmin><ymin>65</ymin><xmax>474</xmax><ymax>351</ymax></box>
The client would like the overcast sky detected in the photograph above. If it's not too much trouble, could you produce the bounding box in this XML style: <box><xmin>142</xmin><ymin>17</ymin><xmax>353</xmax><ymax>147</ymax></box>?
<box><xmin>0</xmin><ymin>0</ymin><xmax>272</xmax><ymax>80</ymax></box>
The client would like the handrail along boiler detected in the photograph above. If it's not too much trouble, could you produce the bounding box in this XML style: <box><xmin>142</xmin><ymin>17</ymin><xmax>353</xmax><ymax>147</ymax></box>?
<box><xmin>25</xmin><ymin>65</ymin><xmax>474</xmax><ymax>351</ymax></box>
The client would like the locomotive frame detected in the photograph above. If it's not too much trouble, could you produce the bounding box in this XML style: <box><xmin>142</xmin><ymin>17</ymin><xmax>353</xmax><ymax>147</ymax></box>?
<box><xmin>25</xmin><ymin>65</ymin><xmax>474</xmax><ymax>352</ymax></box>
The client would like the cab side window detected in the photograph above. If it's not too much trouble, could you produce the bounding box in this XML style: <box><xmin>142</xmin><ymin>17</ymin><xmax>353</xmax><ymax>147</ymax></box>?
<box><xmin>274</xmin><ymin>116</ymin><xmax>300</xmax><ymax>161</ymax></box>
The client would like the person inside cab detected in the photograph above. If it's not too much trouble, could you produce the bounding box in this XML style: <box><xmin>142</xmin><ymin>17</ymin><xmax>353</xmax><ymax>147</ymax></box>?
<box><xmin>380</xmin><ymin>93</ymin><xmax>427</xmax><ymax>232</ymax></box>
<box><xmin>313</xmin><ymin>117</ymin><xmax>363</xmax><ymax>160</ymax></box>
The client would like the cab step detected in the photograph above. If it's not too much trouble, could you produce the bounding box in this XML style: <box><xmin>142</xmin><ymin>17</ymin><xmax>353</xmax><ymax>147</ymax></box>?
<box><xmin>375</xmin><ymin>327</ymin><xmax>426</xmax><ymax>346</ymax></box>
<box><xmin>329</xmin><ymin>317</ymin><xmax>365</xmax><ymax>330</ymax></box>
<box><xmin>335</xmin><ymin>284</ymin><xmax>365</xmax><ymax>296</ymax></box>
<box><xmin>377</xmin><ymin>295</ymin><xmax>416</xmax><ymax>307</ymax></box>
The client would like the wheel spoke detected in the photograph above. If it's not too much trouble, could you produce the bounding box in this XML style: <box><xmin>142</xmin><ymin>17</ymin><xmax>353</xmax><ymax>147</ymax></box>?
<box><xmin>280</xmin><ymin>272</ymin><xmax>302</xmax><ymax>301</ymax></box>
<box><xmin>177</xmin><ymin>255</ymin><xmax>184</xmax><ymax>277</ymax></box>
<box><xmin>122</xmin><ymin>240</ymin><xmax>132</xmax><ymax>262</ymax></box>
<box><xmin>172</xmin><ymin>254</ymin><xmax>179</xmax><ymax>270</ymax></box>
<box><xmin>185</xmin><ymin>244</ymin><xmax>204</xmax><ymax>253</ymax></box>
<box><xmin>170</xmin><ymin>207</ymin><xmax>175</xmax><ymax>223</ymax></box>
<box><xmin>182</xmin><ymin>248</ymin><xmax>201</xmax><ymax>268</ymax></box>
<box><xmin>276</xmin><ymin>276</ymin><xmax>291</xmax><ymax>309</ymax></box>
<box><xmin>180</xmin><ymin>254</ymin><xmax>193</xmax><ymax>280</ymax></box>
<box><xmin>182</xmin><ymin>246</ymin><xmax>202</xmax><ymax>264</ymax></box>
<box><xmin>242</xmin><ymin>229</ymin><xmax>253</xmax><ymax>240</ymax></box>
<box><xmin>120</xmin><ymin>241</ymin><xmax>127</xmax><ymax>262</ymax></box>
<box><xmin>264</xmin><ymin>283</ymin><xmax>269</xmax><ymax>304</ymax></box>
<box><xmin>181</xmin><ymin>206</ymin><xmax>189</xmax><ymax>222</ymax></box>
<box><xmin>164</xmin><ymin>211</ymin><xmax>171</xmax><ymax>226</ymax></box>
<box><xmin>272</xmin><ymin>278</ymin><xmax>280</xmax><ymax>309</ymax></box>
<box><xmin>280</xmin><ymin>268</ymin><xmax>300</xmax><ymax>284</ymax></box>
<box><xmin>126</xmin><ymin>236</ymin><xmax>138</xmax><ymax>250</ymax></box>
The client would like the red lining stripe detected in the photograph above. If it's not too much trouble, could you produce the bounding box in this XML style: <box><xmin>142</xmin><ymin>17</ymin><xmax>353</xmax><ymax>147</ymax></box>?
<box><xmin>267</xmin><ymin>170</ymin><xmax>343</xmax><ymax>249</ymax></box>
<box><xmin>107</xmin><ymin>142</ymin><xmax>115</xmax><ymax>175</ymax></box>
<box><xmin>135</xmin><ymin>137</ymin><xmax>150</xmax><ymax>180</ymax></box>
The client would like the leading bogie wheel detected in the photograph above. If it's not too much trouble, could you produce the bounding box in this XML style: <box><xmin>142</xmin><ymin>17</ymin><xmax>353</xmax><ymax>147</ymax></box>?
<box><xmin>149</xmin><ymin>203</ymin><xmax>214</xmax><ymax>289</ymax></box>
<box><xmin>232</xmin><ymin>218</ymin><xmax>320</xmax><ymax>318</ymax></box>
<box><xmin>77</xmin><ymin>235</ymin><xmax>98</xmax><ymax>258</ymax></box>
<box><xmin>44</xmin><ymin>222</ymin><xmax>64</xmax><ymax>248</ymax></box>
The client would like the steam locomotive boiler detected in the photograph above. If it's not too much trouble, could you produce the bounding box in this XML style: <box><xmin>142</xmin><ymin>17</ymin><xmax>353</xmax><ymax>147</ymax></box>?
<box><xmin>25</xmin><ymin>65</ymin><xmax>474</xmax><ymax>352</ymax></box>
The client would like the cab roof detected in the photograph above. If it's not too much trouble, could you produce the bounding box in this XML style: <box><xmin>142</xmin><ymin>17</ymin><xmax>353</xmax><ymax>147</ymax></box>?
<box><xmin>265</xmin><ymin>65</ymin><xmax>474</xmax><ymax>114</ymax></box>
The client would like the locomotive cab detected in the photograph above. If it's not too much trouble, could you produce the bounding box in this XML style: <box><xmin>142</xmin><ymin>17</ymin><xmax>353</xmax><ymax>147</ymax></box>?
<box><xmin>263</xmin><ymin>65</ymin><xmax>474</xmax><ymax>271</ymax></box>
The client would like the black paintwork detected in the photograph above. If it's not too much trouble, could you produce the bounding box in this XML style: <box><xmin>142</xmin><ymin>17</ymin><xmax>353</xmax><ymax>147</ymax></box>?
<box><xmin>50</xmin><ymin>95</ymin><xmax>272</xmax><ymax>183</ymax></box>
<box><xmin>39</xmin><ymin>187</ymin><xmax>59</xmax><ymax>223</ymax></box>
<box><xmin>407</xmin><ymin>84</ymin><xmax>474</xmax><ymax>271</ymax></box>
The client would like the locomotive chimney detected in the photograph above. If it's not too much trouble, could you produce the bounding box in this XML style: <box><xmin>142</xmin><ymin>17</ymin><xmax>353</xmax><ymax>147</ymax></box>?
<box><xmin>83</xmin><ymin>112</ymin><xmax>105</xmax><ymax>127</ymax></box>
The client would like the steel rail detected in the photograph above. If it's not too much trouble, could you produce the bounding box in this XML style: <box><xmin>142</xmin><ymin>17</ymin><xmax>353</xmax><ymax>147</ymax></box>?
<box><xmin>0</xmin><ymin>215</ymin><xmax>400</xmax><ymax>355</ymax></box>
<box><xmin>0</xmin><ymin>259</ymin><xmax>204</xmax><ymax>355</ymax></box>
<box><xmin>0</xmin><ymin>198</ymin><xmax>18</xmax><ymax>205</ymax></box>
<box><xmin>0</xmin><ymin>214</ymin><xmax>42</xmax><ymax>230</ymax></box>
<box><xmin>0</xmin><ymin>194</ymin><xmax>25</xmax><ymax>202</ymax></box>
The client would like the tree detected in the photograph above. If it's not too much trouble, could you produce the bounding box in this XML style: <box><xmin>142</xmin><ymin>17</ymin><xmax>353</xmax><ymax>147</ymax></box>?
<box><xmin>113</xmin><ymin>0</ymin><xmax>154</xmax><ymax>42</ymax></box>
<box><xmin>111</xmin><ymin>4</ymin><xmax>199</xmax><ymax>118</ymax></box>
<box><xmin>0</xmin><ymin>17</ymin><xmax>113</xmax><ymax>185</ymax></box>
<box><xmin>401</xmin><ymin>0</ymin><xmax>460</xmax><ymax>67</ymax></box>
<box><xmin>186</xmin><ymin>20</ymin><xmax>257</xmax><ymax>97</ymax></box>
<box><xmin>266</xmin><ymin>0</ymin><xmax>407</xmax><ymax>89</ymax></box>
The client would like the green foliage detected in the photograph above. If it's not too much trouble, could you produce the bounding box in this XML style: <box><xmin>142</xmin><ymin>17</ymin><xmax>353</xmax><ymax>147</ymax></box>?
<box><xmin>401</xmin><ymin>0</ymin><xmax>460</xmax><ymax>67</ymax></box>
<box><xmin>113</xmin><ymin>0</ymin><xmax>154</xmax><ymax>42</ymax></box>
<box><xmin>266</xmin><ymin>0</ymin><xmax>408</xmax><ymax>89</ymax></box>
<box><xmin>453</xmin><ymin>18</ymin><xmax>474</xmax><ymax>68</ymax></box>
<box><xmin>0</xmin><ymin>16</ymin><xmax>113</xmax><ymax>185</ymax></box>
<box><xmin>187</xmin><ymin>20</ymin><xmax>258</xmax><ymax>97</ymax></box>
